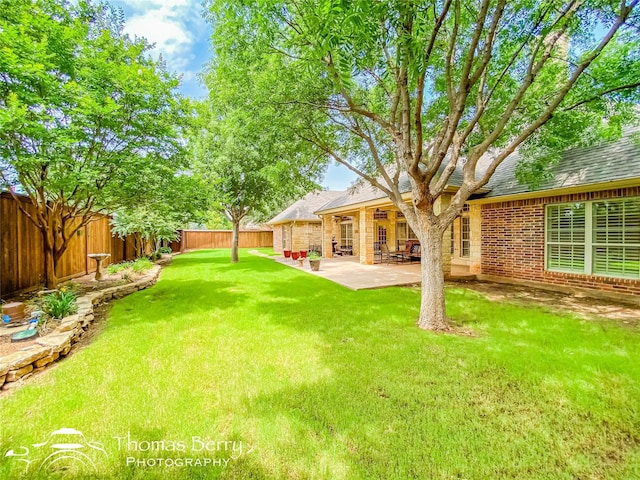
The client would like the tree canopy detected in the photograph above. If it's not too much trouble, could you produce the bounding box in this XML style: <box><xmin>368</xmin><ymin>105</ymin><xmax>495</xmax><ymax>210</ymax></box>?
<box><xmin>0</xmin><ymin>0</ymin><xmax>190</xmax><ymax>287</ymax></box>
<box><xmin>206</xmin><ymin>0</ymin><xmax>640</xmax><ymax>329</ymax></box>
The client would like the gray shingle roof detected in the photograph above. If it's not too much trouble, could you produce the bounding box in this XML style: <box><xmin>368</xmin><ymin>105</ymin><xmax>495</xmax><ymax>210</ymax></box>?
<box><xmin>317</xmin><ymin>167</ymin><xmax>466</xmax><ymax>212</ymax></box>
<box><xmin>317</xmin><ymin>176</ymin><xmax>408</xmax><ymax>212</ymax></box>
<box><xmin>268</xmin><ymin>190</ymin><xmax>343</xmax><ymax>224</ymax></box>
<box><xmin>310</xmin><ymin>130</ymin><xmax>640</xmax><ymax>213</ymax></box>
<box><xmin>483</xmin><ymin>130</ymin><xmax>640</xmax><ymax>198</ymax></box>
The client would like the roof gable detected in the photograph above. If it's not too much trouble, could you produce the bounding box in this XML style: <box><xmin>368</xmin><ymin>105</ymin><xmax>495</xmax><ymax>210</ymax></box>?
<box><xmin>268</xmin><ymin>190</ymin><xmax>343</xmax><ymax>224</ymax></box>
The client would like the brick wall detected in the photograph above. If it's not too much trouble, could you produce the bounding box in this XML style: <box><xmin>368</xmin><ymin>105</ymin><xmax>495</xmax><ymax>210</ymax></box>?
<box><xmin>291</xmin><ymin>222</ymin><xmax>323</xmax><ymax>253</ymax></box>
<box><xmin>273</xmin><ymin>226</ymin><xmax>284</xmax><ymax>253</ymax></box>
<box><xmin>481</xmin><ymin>187</ymin><xmax>640</xmax><ymax>295</ymax></box>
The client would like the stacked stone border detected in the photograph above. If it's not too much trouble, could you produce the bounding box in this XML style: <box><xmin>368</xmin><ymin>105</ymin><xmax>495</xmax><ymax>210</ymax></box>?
<box><xmin>0</xmin><ymin>265</ymin><xmax>162</xmax><ymax>391</ymax></box>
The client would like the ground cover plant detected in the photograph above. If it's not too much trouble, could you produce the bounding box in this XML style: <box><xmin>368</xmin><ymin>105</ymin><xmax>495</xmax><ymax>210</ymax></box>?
<box><xmin>0</xmin><ymin>249</ymin><xmax>638</xmax><ymax>479</ymax></box>
<box><xmin>106</xmin><ymin>258</ymin><xmax>155</xmax><ymax>278</ymax></box>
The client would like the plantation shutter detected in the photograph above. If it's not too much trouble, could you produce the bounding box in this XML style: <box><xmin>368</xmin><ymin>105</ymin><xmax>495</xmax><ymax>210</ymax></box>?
<box><xmin>546</xmin><ymin>203</ymin><xmax>586</xmax><ymax>272</ymax></box>
<box><xmin>592</xmin><ymin>199</ymin><xmax>640</xmax><ymax>278</ymax></box>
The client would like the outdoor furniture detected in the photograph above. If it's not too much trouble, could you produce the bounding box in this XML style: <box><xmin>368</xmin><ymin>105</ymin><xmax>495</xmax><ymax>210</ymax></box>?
<box><xmin>408</xmin><ymin>242</ymin><xmax>421</xmax><ymax>263</ymax></box>
<box><xmin>291</xmin><ymin>251</ymin><xmax>300</xmax><ymax>261</ymax></box>
<box><xmin>337</xmin><ymin>245</ymin><xmax>353</xmax><ymax>256</ymax></box>
<box><xmin>392</xmin><ymin>241</ymin><xmax>419</xmax><ymax>264</ymax></box>
<box><xmin>284</xmin><ymin>250</ymin><xmax>292</xmax><ymax>261</ymax></box>
<box><xmin>299</xmin><ymin>250</ymin><xmax>308</xmax><ymax>259</ymax></box>
<box><xmin>374</xmin><ymin>243</ymin><xmax>393</xmax><ymax>264</ymax></box>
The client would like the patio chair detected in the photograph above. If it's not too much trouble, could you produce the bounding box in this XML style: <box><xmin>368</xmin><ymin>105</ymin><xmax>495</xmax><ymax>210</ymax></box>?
<box><xmin>379</xmin><ymin>243</ymin><xmax>393</xmax><ymax>264</ymax></box>
<box><xmin>284</xmin><ymin>250</ymin><xmax>291</xmax><ymax>261</ymax></box>
<box><xmin>392</xmin><ymin>241</ymin><xmax>413</xmax><ymax>263</ymax></box>
<box><xmin>299</xmin><ymin>250</ymin><xmax>308</xmax><ymax>259</ymax></box>
<box><xmin>373</xmin><ymin>242</ymin><xmax>381</xmax><ymax>263</ymax></box>
<box><xmin>409</xmin><ymin>242</ymin><xmax>421</xmax><ymax>263</ymax></box>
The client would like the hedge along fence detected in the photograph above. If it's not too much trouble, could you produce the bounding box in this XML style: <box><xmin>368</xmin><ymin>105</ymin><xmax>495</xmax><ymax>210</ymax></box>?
<box><xmin>0</xmin><ymin>192</ymin><xmax>139</xmax><ymax>298</ymax></box>
<box><xmin>172</xmin><ymin>229</ymin><xmax>273</xmax><ymax>252</ymax></box>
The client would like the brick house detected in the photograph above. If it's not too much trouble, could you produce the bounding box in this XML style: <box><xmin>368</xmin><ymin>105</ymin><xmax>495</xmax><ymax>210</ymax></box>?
<box><xmin>472</xmin><ymin>132</ymin><xmax>640</xmax><ymax>296</ymax></box>
<box><xmin>271</xmin><ymin>133</ymin><xmax>640</xmax><ymax>296</ymax></box>
<box><xmin>268</xmin><ymin>190</ymin><xmax>342</xmax><ymax>254</ymax></box>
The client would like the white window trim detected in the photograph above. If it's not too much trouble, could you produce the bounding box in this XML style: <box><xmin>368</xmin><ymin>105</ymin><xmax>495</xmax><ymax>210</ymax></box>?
<box><xmin>545</xmin><ymin>197</ymin><xmax>640</xmax><ymax>279</ymax></box>
<box><xmin>461</xmin><ymin>216</ymin><xmax>470</xmax><ymax>258</ymax></box>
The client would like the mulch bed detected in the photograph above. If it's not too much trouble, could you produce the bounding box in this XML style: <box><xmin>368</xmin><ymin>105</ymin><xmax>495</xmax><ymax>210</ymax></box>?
<box><xmin>0</xmin><ymin>334</ymin><xmax>38</xmax><ymax>357</ymax></box>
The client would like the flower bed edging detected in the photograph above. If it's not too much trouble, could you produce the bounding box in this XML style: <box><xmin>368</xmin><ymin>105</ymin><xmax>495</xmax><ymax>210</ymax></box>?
<box><xmin>0</xmin><ymin>264</ymin><xmax>162</xmax><ymax>391</ymax></box>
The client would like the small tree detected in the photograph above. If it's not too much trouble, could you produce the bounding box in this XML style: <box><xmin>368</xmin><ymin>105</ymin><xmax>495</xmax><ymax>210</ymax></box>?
<box><xmin>192</xmin><ymin>41</ymin><xmax>329</xmax><ymax>263</ymax></box>
<box><xmin>207</xmin><ymin>0</ymin><xmax>640</xmax><ymax>330</ymax></box>
<box><xmin>192</xmin><ymin>106</ymin><xmax>320</xmax><ymax>263</ymax></box>
<box><xmin>111</xmin><ymin>174</ymin><xmax>209</xmax><ymax>256</ymax></box>
<box><xmin>111</xmin><ymin>208</ymin><xmax>180</xmax><ymax>257</ymax></box>
<box><xmin>0</xmin><ymin>0</ymin><xmax>189</xmax><ymax>287</ymax></box>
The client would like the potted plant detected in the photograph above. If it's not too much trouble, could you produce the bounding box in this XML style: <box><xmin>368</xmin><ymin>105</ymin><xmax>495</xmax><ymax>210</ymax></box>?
<box><xmin>308</xmin><ymin>252</ymin><xmax>321</xmax><ymax>271</ymax></box>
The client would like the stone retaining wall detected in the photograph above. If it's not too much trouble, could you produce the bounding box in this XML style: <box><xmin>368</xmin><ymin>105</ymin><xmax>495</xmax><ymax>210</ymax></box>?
<box><xmin>0</xmin><ymin>265</ymin><xmax>162</xmax><ymax>391</ymax></box>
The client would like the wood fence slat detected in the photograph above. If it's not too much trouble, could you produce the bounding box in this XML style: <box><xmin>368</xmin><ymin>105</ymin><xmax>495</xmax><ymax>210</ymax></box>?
<box><xmin>176</xmin><ymin>230</ymin><xmax>273</xmax><ymax>252</ymax></box>
<box><xmin>1</xmin><ymin>194</ymin><xmax>274</xmax><ymax>297</ymax></box>
<box><xmin>1</xmin><ymin>193</ymin><xmax>139</xmax><ymax>298</ymax></box>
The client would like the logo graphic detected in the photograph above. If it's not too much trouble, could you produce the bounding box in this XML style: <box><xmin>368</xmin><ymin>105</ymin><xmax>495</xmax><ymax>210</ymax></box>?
<box><xmin>5</xmin><ymin>428</ymin><xmax>107</xmax><ymax>475</ymax></box>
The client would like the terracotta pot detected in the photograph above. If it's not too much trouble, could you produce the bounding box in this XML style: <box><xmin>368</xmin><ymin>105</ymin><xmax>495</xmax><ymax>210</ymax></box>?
<box><xmin>309</xmin><ymin>260</ymin><xmax>321</xmax><ymax>271</ymax></box>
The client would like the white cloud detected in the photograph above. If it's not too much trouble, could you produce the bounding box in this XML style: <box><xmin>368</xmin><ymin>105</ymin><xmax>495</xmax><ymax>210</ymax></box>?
<box><xmin>119</xmin><ymin>0</ymin><xmax>206</xmax><ymax>72</ymax></box>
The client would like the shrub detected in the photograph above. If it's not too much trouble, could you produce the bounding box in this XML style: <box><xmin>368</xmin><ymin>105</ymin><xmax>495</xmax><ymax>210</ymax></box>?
<box><xmin>131</xmin><ymin>257</ymin><xmax>153</xmax><ymax>273</ymax></box>
<box><xmin>159</xmin><ymin>246</ymin><xmax>172</xmax><ymax>254</ymax></box>
<box><xmin>43</xmin><ymin>290</ymin><xmax>77</xmax><ymax>319</ymax></box>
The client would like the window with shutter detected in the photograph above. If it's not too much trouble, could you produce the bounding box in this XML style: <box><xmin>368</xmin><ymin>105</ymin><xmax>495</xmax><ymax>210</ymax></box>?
<box><xmin>545</xmin><ymin>203</ymin><xmax>586</xmax><ymax>273</ymax></box>
<box><xmin>545</xmin><ymin>198</ymin><xmax>640</xmax><ymax>279</ymax></box>
<box><xmin>592</xmin><ymin>198</ymin><xmax>640</xmax><ymax>278</ymax></box>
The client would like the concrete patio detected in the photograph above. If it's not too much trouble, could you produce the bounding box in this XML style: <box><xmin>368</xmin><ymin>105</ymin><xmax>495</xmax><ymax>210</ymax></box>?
<box><xmin>273</xmin><ymin>255</ymin><xmax>473</xmax><ymax>290</ymax></box>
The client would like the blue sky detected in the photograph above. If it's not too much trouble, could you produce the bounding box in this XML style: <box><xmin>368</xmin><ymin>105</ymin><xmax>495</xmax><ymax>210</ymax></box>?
<box><xmin>110</xmin><ymin>0</ymin><xmax>356</xmax><ymax>191</ymax></box>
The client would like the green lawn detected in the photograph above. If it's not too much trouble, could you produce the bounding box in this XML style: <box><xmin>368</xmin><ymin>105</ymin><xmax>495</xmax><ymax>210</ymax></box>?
<box><xmin>1</xmin><ymin>249</ymin><xmax>639</xmax><ymax>479</ymax></box>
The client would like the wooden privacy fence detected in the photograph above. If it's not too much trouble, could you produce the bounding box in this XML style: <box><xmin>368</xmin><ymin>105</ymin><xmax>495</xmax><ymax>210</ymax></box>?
<box><xmin>1</xmin><ymin>192</ymin><xmax>138</xmax><ymax>298</ymax></box>
<box><xmin>174</xmin><ymin>229</ymin><xmax>273</xmax><ymax>252</ymax></box>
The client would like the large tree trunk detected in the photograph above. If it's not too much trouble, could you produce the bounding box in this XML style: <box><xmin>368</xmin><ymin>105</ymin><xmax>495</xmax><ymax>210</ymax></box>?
<box><xmin>418</xmin><ymin>226</ymin><xmax>449</xmax><ymax>331</ymax></box>
<box><xmin>231</xmin><ymin>219</ymin><xmax>240</xmax><ymax>263</ymax></box>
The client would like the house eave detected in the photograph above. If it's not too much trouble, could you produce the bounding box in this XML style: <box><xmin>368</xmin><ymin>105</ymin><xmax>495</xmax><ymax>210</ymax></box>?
<box><xmin>268</xmin><ymin>218</ymin><xmax>322</xmax><ymax>226</ymax></box>
<box><xmin>315</xmin><ymin>184</ymin><xmax>488</xmax><ymax>216</ymax></box>
<box><xmin>315</xmin><ymin>192</ymin><xmax>414</xmax><ymax>215</ymax></box>
<box><xmin>467</xmin><ymin>178</ymin><xmax>640</xmax><ymax>205</ymax></box>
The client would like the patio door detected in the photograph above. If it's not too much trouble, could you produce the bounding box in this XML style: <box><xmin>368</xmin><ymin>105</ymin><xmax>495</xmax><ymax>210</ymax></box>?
<box><xmin>340</xmin><ymin>223</ymin><xmax>353</xmax><ymax>248</ymax></box>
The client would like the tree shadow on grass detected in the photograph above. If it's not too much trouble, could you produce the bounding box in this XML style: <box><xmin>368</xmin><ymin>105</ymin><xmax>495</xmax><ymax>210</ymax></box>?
<box><xmin>216</xmin><ymin>337</ymin><xmax>639</xmax><ymax>480</ymax></box>
<box><xmin>255</xmin><ymin>275</ymin><xmax>420</xmax><ymax>336</ymax></box>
